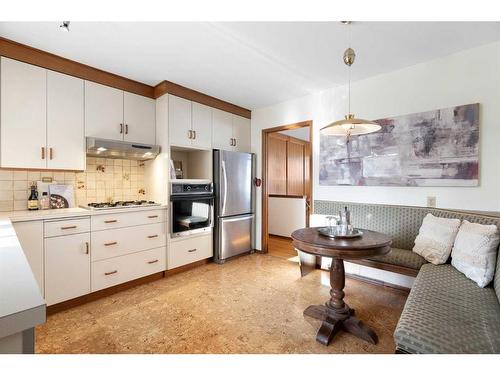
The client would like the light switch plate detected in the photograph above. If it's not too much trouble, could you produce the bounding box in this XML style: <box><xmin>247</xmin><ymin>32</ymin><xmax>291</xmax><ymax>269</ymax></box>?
<box><xmin>427</xmin><ymin>196</ymin><xmax>436</xmax><ymax>207</ymax></box>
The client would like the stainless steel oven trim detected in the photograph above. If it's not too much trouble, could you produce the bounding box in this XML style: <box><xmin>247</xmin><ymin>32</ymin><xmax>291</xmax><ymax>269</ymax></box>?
<box><xmin>169</xmin><ymin>195</ymin><xmax>214</xmax><ymax>238</ymax></box>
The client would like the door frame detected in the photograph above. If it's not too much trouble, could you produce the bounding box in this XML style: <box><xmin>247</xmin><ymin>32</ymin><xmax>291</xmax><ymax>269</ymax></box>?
<box><xmin>261</xmin><ymin>120</ymin><xmax>313</xmax><ymax>253</ymax></box>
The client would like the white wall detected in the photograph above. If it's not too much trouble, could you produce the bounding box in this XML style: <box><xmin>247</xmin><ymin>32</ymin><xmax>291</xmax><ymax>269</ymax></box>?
<box><xmin>268</xmin><ymin>196</ymin><xmax>306</xmax><ymax>237</ymax></box>
<box><xmin>251</xmin><ymin>41</ymin><xmax>500</xmax><ymax>250</ymax></box>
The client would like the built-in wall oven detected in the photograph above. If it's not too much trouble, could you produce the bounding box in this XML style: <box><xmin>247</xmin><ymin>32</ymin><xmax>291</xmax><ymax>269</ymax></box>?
<box><xmin>170</xmin><ymin>180</ymin><xmax>214</xmax><ymax>238</ymax></box>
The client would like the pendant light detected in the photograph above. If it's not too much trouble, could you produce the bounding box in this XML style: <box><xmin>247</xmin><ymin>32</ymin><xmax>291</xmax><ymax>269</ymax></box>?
<box><xmin>321</xmin><ymin>22</ymin><xmax>381</xmax><ymax>138</ymax></box>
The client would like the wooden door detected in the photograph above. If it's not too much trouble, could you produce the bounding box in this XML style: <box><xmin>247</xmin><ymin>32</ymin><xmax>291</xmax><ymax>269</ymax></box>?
<box><xmin>168</xmin><ymin>95</ymin><xmax>192</xmax><ymax>147</ymax></box>
<box><xmin>47</xmin><ymin>70</ymin><xmax>85</xmax><ymax>170</ymax></box>
<box><xmin>212</xmin><ymin>109</ymin><xmax>233</xmax><ymax>151</ymax></box>
<box><xmin>45</xmin><ymin>232</ymin><xmax>91</xmax><ymax>306</ymax></box>
<box><xmin>84</xmin><ymin>81</ymin><xmax>124</xmax><ymax>141</ymax></box>
<box><xmin>0</xmin><ymin>57</ymin><xmax>47</xmax><ymax>169</ymax></box>
<box><xmin>191</xmin><ymin>102</ymin><xmax>213</xmax><ymax>149</ymax></box>
<box><xmin>267</xmin><ymin>133</ymin><xmax>287</xmax><ymax>195</ymax></box>
<box><xmin>123</xmin><ymin>92</ymin><xmax>156</xmax><ymax>144</ymax></box>
<box><xmin>287</xmin><ymin>138</ymin><xmax>305</xmax><ymax>196</ymax></box>
<box><xmin>232</xmin><ymin>115</ymin><xmax>251</xmax><ymax>152</ymax></box>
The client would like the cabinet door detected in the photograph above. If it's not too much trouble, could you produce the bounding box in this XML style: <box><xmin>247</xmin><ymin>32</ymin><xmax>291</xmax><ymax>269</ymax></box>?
<box><xmin>84</xmin><ymin>81</ymin><xmax>124</xmax><ymax>141</ymax></box>
<box><xmin>0</xmin><ymin>57</ymin><xmax>47</xmax><ymax>169</ymax></box>
<box><xmin>124</xmin><ymin>92</ymin><xmax>156</xmax><ymax>144</ymax></box>
<box><xmin>212</xmin><ymin>109</ymin><xmax>233</xmax><ymax>151</ymax></box>
<box><xmin>168</xmin><ymin>95</ymin><xmax>192</xmax><ymax>147</ymax></box>
<box><xmin>287</xmin><ymin>139</ymin><xmax>305</xmax><ymax>196</ymax></box>
<box><xmin>232</xmin><ymin>115</ymin><xmax>251</xmax><ymax>152</ymax></box>
<box><xmin>13</xmin><ymin>221</ymin><xmax>44</xmax><ymax>296</ymax></box>
<box><xmin>47</xmin><ymin>71</ymin><xmax>85</xmax><ymax>170</ymax></box>
<box><xmin>191</xmin><ymin>102</ymin><xmax>212</xmax><ymax>149</ymax></box>
<box><xmin>45</xmin><ymin>233</ymin><xmax>90</xmax><ymax>305</ymax></box>
<box><xmin>267</xmin><ymin>133</ymin><xmax>287</xmax><ymax>195</ymax></box>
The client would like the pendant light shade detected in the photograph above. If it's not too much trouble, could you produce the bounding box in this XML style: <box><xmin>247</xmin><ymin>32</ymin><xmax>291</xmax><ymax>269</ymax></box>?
<box><xmin>321</xmin><ymin>114</ymin><xmax>381</xmax><ymax>137</ymax></box>
<box><xmin>321</xmin><ymin>22</ymin><xmax>380</xmax><ymax>138</ymax></box>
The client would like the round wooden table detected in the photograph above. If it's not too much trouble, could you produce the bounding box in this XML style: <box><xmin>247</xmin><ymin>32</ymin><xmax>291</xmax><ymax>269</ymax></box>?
<box><xmin>291</xmin><ymin>227</ymin><xmax>392</xmax><ymax>346</ymax></box>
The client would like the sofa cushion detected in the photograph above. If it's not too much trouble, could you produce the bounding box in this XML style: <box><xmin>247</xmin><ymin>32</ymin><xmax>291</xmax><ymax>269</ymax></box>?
<box><xmin>369</xmin><ymin>247</ymin><xmax>427</xmax><ymax>270</ymax></box>
<box><xmin>412</xmin><ymin>214</ymin><xmax>461</xmax><ymax>265</ymax></box>
<box><xmin>451</xmin><ymin>220</ymin><xmax>500</xmax><ymax>287</ymax></box>
<box><xmin>495</xmin><ymin>249</ymin><xmax>500</xmax><ymax>301</ymax></box>
<box><xmin>394</xmin><ymin>264</ymin><xmax>500</xmax><ymax>353</ymax></box>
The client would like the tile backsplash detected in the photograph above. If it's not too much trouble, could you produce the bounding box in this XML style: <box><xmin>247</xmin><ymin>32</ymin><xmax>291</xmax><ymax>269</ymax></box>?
<box><xmin>0</xmin><ymin>157</ymin><xmax>147</xmax><ymax>212</ymax></box>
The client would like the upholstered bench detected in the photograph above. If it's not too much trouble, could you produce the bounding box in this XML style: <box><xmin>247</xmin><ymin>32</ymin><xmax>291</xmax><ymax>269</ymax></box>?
<box><xmin>313</xmin><ymin>200</ymin><xmax>500</xmax><ymax>353</ymax></box>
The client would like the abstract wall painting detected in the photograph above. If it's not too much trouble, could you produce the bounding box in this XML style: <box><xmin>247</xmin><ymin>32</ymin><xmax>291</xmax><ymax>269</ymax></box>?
<box><xmin>319</xmin><ymin>103</ymin><xmax>479</xmax><ymax>187</ymax></box>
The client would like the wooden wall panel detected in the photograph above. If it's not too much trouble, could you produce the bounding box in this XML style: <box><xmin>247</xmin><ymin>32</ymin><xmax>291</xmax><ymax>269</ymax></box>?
<box><xmin>286</xmin><ymin>139</ymin><xmax>305</xmax><ymax>196</ymax></box>
<box><xmin>267</xmin><ymin>133</ymin><xmax>287</xmax><ymax>195</ymax></box>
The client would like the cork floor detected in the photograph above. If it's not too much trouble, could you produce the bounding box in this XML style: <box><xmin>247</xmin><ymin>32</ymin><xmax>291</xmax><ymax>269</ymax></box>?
<box><xmin>35</xmin><ymin>253</ymin><xmax>407</xmax><ymax>354</ymax></box>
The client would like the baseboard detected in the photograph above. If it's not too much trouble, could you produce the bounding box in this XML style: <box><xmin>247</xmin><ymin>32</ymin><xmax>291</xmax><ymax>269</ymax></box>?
<box><xmin>345</xmin><ymin>272</ymin><xmax>410</xmax><ymax>294</ymax></box>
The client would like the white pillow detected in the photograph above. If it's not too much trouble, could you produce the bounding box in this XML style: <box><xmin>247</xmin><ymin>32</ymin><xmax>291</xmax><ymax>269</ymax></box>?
<box><xmin>451</xmin><ymin>220</ymin><xmax>500</xmax><ymax>288</ymax></box>
<box><xmin>412</xmin><ymin>213</ymin><xmax>461</xmax><ymax>265</ymax></box>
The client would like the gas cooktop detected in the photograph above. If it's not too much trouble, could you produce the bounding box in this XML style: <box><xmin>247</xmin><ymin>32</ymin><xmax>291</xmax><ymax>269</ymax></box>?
<box><xmin>81</xmin><ymin>200</ymin><xmax>160</xmax><ymax>210</ymax></box>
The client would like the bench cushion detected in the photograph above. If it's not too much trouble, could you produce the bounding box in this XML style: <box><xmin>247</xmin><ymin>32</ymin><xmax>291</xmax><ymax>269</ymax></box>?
<box><xmin>369</xmin><ymin>247</ymin><xmax>427</xmax><ymax>270</ymax></box>
<box><xmin>394</xmin><ymin>264</ymin><xmax>500</xmax><ymax>353</ymax></box>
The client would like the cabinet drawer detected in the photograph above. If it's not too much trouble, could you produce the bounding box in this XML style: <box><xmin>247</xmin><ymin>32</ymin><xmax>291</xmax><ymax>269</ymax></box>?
<box><xmin>91</xmin><ymin>222</ymin><xmax>166</xmax><ymax>261</ymax></box>
<box><xmin>91</xmin><ymin>209</ymin><xmax>166</xmax><ymax>231</ymax></box>
<box><xmin>44</xmin><ymin>217</ymin><xmax>90</xmax><ymax>238</ymax></box>
<box><xmin>91</xmin><ymin>246</ymin><xmax>166</xmax><ymax>292</ymax></box>
<box><xmin>168</xmin><ymin>234</ymin><xmax>213</xmax><ymax>269</ymax></box>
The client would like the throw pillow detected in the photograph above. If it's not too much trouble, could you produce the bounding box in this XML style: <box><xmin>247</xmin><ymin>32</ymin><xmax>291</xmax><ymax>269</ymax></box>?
<box><xmin>451</xmin><ymin>220</ymin><xmax>500</xmax><ymax>287</ymax></box>
<box><xmin>412</xmin><ymin>213</ymin><xmax>461</xmax><ymax>265</ymax></box>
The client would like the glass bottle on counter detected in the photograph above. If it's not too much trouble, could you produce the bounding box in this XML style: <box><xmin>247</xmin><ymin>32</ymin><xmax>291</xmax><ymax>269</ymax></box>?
<box><xmin>27</xmin><ymin>183</ymin><xmax>39</xmax><ymax>211</ymax></box>
<box><xmin>39</xmin><ymin>192</ymin><xmax>50</xmax><ymax>210</ymax></box>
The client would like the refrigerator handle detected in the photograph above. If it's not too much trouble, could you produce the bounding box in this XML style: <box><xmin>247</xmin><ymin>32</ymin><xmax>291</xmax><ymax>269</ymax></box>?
<box><xmin>221</xmin><ymin>160</ymin><xmax>228</xmax><ymax>215</ymax></box>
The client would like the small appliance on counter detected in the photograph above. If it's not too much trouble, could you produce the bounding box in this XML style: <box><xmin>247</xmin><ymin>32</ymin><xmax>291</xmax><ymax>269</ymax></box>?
<box><xmin>213</xmin><ymin>150</ymin><xmax>255</xmax><ymax>263</ymax></box>
<box><xmin>169</xmin><ymin>180</ymin><xmax>214</xmax><ymax>238</ymax></box>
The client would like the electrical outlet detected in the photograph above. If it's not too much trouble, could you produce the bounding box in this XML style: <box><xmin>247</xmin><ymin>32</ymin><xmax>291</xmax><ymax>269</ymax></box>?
<box><xmin>427</xmin><ymin>196</ymin><xmax>436</xmax><ymax>208</ymax></box>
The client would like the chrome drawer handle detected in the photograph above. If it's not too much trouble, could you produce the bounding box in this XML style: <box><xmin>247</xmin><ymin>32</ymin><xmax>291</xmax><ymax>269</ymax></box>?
<box><xmin>104</xmin><ymin>241</ymin><xmax>118</xmax><ymax>246</ymax></box>
<box><xmin>105</xmin><ymin>270</ymin><xmax>118</xmax><ymax>276</ymax></box>
<box><xmin>147</xmin><ymin>259</ymin><xmax>159</xmax><ymax>264</ymax></box>
<box><xmin>61</xmin><ymin>225</ymin><xmax>77</xmax><ymax>230</ymax></box>
<box><xmin>147</xmin><ymin>215</ymin><xmax>158</xmax><ymax>219</ymax></box>
<box><xmin>104</xmin><ymin>219</ymin><xmax>118</xmax><ymax>223</ymax></box>
<box><xmin>147</xmin><ymin>234</ymin><xmax>158</xmax><ymax>239</ymax></box>
<box><xmin>188</xmin><ymin>248</ymin><xmax>197</xmax><ymax>253</ymax></box>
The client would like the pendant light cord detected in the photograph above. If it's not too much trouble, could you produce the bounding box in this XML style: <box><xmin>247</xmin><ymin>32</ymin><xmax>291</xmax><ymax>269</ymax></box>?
<box><xmin>348</xmin><ymin>22</ymin><xmax>352</xmax><ymax>115</ymax></box>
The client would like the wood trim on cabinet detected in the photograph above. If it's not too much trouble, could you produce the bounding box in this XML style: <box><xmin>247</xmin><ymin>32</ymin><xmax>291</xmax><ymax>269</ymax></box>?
<box><xmin>262</xmin><ymin>120</ymin><xmax>313</xmax><ymax>253</ymax></box>
<box><xmin>46</xmin><ymin>258</ymin><xmax>212</xmax><ymax>315</ymax></box>
<box><xmin>0</xmin><ymin>37</ymin><xmax>154</xmax><ymax>98</ymax></box>
<box><xmin>153</xmin><ymin>80</ymin><xmax>251</xmax><ymax>119</ymax></box>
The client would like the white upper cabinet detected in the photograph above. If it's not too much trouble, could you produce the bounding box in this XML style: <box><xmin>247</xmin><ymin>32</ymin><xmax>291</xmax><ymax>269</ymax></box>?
<box><xmin>191</xmin><ymin>102</ymin><xmax>212</xmax><ymax>149</ymax></box>
<box><xmin>85</xmin><ymin>81</ymin><xmax>124</xmax><ymax>141</ymax></box>
<box><xmin>212</xmin><ymin>109</ymin><xmax>234</xmax><ymax>151</ymax></box>
<box><xmin>168</xmin><ymin>95</ymin><xmax>192</xmax><ymax>147</ymax></box>
<box><xmin>232</xmin><ymin>115</ymin><xmax>251</xmax><ymax>152</ymax></box>
<box><xmin>1</xmin><ymin>57</ymin><xmax>47</xmax><ymax>169</ymax></box>
<box><xmin>47</xmin><ymin>71</ymin><xmax>85</xmax><ymax>170</ymax></box>
<box><xmin>123</xmin><ymin>92</ymin><xmax>156</xmax><ymax>144</ymax></box>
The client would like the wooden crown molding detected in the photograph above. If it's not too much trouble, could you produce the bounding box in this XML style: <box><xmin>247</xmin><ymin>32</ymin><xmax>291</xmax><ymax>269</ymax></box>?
<box><xmin>154</xmin><ymin>80</ymin><xmax>251</xmax><ymax>119</ymax></box>
<box><xmin>0</xmin><ymin>36</ymin><xmax>252</xmax><ymax>118</ymax></box>
<box><xmin>0</xmin><ymin>36</ymin><xmax>154</xmax><ymax>98</ymax></box>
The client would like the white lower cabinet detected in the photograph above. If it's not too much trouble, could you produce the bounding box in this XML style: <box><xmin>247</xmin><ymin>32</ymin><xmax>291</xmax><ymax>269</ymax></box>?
<box><xmin>168</xmin><ymin>233</ymin><xmax>213</xmax><ymax>269</ymax></box>
<box><xmin>92</xmin><ymin>246</ymin><xmax>166</xmax><ymax>292</ymax></box>
<box><xmin>13</xmin><ymin>221</ymin><xmax>44</xmax><ymax>296</ymax></box>
<box><xmin>45</xmin><ymin>232</ymin><xmax>91</xmax><ymax>306</ymax></box>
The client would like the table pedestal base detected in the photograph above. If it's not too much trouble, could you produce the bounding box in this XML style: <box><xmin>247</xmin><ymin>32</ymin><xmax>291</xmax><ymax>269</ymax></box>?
<box><xmin>304</xmin><ymin>304</ymin><xmax>377</xmax><ymax>346</ymax></box>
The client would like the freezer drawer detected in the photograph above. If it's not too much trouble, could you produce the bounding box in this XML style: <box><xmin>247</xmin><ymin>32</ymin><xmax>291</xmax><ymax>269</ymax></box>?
<box><xmin>216</xmin><ymin>214</ymin><xmax>254</xmax><ymax>262</ymax></box>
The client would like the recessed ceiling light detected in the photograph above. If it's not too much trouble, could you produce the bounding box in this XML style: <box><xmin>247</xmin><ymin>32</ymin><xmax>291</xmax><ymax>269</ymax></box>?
<box><xmin>59</xmin><ymin>21</ymin><xmax>70</xmax><ymax>32</ymax></box>
<box><xmin>97</xmin><ymin>147</ymin><xmax>107</xmax><ymax>152</ymax></box>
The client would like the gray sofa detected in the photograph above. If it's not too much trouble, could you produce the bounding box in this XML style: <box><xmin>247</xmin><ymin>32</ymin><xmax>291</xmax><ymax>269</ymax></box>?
<box><xmin>314</xmin><ymin>200</ymin><xmax>500</xmax><ymax>354</ymax></box>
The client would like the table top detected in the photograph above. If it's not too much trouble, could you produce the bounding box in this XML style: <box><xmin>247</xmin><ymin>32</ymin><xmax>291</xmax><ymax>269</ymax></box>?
<box><xmin>291</xmin><ymin>227</ymin><xmax>392</xmax><ymax>259</ymax></box>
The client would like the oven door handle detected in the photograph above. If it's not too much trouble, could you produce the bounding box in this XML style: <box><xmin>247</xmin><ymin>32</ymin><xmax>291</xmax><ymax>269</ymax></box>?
<box><xmin>170</xmin><ymin>194</ymin><xmax>214</xmax><ymax>201</ymax></box>
<box><xmin>221</xmin><ymin>160</ymin><xmax>228</xmax><ymax>216</ymax></box>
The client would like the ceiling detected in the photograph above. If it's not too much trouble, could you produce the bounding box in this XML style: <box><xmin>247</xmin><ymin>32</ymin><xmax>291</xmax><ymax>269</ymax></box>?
<box><xmin>1</xmin><ymin>22</ymin><xmax>499</xmax><ymax>109</ymax></box>
<box><xmin>279</xmin><ymin>127</ymin><xmax>310</xmax><ymax>142</ymax></box>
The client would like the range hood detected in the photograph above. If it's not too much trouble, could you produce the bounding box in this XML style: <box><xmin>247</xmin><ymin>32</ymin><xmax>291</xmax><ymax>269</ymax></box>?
<box><xmin>86</xmin><ymin>137</ymin><xmax>161</xmax><ymax>160</ymax></box>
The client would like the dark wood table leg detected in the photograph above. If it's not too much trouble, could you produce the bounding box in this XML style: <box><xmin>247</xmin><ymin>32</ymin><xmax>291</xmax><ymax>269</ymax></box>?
<box><xmin>304</xmin><ymin>257</ymin><xmax>378</xmax><ymax>345</ymax></box>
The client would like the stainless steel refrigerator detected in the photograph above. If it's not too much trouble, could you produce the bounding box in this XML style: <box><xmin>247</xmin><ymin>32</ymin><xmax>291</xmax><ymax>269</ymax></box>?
<box><xmin>213</xmin><ymin>150</ymin><xmax>255</xmax><ymax>263</ymax></box>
